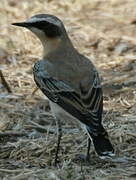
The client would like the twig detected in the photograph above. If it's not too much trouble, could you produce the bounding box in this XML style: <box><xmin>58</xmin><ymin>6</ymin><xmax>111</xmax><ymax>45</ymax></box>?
<box><xmin>28</xmin><ymin>120</ymin><xmax>55</xmax><ymax>134</ymax></box>
<box><xmin>87</xmin><ymin>39</ymin><xmax>101</xmax><ymax>49</ymax></box>
<box><xmin>126</xmin><ymin>133</ymin><xmax>136</xmax><ymax>137</ymax></box>
<box><xmin>32</xmin><ymin>87</ymin><xmax>39</xmax><ymax>96</ymax></box>
<box><xmin>0</xmin><ymin>131</ymin><xmax>27</xmax><ymax>137</ymax></box>
<box><xmin>0</xmin><ymin>168</ymin><xmax>31</xmax><ymax>173</ymax></box>
<box><xmin>122</xmin><ymin>147</ymin><xmax>136</xmax><ymax>152</ymax></box>
<box><xmin>10</xmin><ymin>169</ymin><xmax>44</xmax><ymax>180</ymax></box>
<box><xmin>0</xmin><ymin>70</ymin><xmax>12</xmax><ymax>93</ymax></box>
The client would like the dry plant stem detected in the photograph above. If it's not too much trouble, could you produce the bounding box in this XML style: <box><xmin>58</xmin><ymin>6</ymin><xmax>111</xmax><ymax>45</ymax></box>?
<box><xmin>54</xmin><ymin>119</ymin><xmax>62</xmax><ymax>166</ymax></box>
<box><xmin>0</xmin><ymin>168</ymin><xmax>30</xmax><ymax>173</ymax></box>
<box><xmin>28</xmin><ymin>120</ymin><xmax>55</xmax><ymax>134</ymax></box>
<box><xmin>126</xmin><ymin>133</ymin><xmax>136</xmax><ymax>137</ymax></box>
<box><xmin>0</xmin><ymin>131</ymin><xmax>27</xmax><ymax>137</ymax></box>
<box><xmin>32</xmin><ymin>87</ymin><xmax>39</xmax><ymax>96</ymax></box>
<box><xmin>10</xmin><ymin>171</ymin><xmax>43</xmax><ymax>180</ymax></box>
<box><xmin>0</xmin><ymin>70</ymin><xmax>12</xmax><ymax>93</ymax></box>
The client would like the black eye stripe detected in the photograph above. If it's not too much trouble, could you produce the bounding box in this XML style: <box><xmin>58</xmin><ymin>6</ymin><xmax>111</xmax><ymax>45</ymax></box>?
<box><xmin>30</xmin><ymin>21</ymin><xmax>51</xmax><ymax>28</ymax></box>
<box><xmin>30</xmin><ymin>21</ymin><xmax>62</xmax><ymax>38</ymax></box>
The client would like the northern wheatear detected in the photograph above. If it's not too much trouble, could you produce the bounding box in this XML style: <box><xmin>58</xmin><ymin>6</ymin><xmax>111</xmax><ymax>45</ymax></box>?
<box><xmin>12</xmin><ymin>14</ymin><xmax>114</xmax><ymax>165</ymax></box>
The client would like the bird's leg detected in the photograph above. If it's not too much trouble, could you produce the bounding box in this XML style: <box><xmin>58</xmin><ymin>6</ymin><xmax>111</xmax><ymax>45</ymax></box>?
<box><xmin>73</xmin><ymin>138</ymin><xmax>91</xmax><ymax>163</ymax></box>
<box><xmin>54</xmin><ymin>119</ymin><xmax>62</xmax><ymax>166</ymax></box>
<box><xmin>86</xmin><ymin>138</ymin><xmax>91</xmax><ymax>162</ymax></box>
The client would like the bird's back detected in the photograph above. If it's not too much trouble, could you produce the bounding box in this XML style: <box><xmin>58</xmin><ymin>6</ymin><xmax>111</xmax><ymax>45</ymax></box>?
<box><xmin>42</xmin><ymin>47</ymin><xmax>99</xmax><ymax>93</ymax></box>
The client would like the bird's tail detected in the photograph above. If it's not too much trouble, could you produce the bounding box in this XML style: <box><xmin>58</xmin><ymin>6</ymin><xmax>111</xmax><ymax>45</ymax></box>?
<box><xmin>86</xmin><ymin>126</ymin><xmax>115</xmax><ymax>158</ymax></box>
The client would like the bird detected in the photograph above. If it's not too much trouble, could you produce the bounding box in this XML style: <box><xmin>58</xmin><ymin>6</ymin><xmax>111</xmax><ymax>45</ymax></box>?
<box><xmin>12</xmin><ymin>14</ymin><xmax>114</xmax><ymax>165</ymax></box>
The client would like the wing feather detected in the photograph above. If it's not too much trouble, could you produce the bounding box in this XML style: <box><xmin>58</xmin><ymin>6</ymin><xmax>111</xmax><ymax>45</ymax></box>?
<box><xmin>33</xmin><ymin>62</ymin><xmax>103</xmax><ymax>134</ymax></box>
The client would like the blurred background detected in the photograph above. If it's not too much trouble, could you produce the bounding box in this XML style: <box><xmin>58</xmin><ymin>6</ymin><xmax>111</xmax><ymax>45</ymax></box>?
<box><xmin>0</xmin><ymin>0</ymin><xmax>136</xmax><ymax>179</ymax></box>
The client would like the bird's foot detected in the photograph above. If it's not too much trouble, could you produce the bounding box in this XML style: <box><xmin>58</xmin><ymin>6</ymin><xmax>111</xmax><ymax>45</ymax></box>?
<box><xmin>73</xmin><ymin>154</ymin><xmax>91</xmax><ymax>165</ymax></box>
<box><xmin>86</xmin><ymin>154</ymin><xmax>91</xmax><ymax>163</ymax></box>
<box><xmin>53</xmin><ymin>158</ymin><xmax>61</xmax><ymax>168</ymax></box>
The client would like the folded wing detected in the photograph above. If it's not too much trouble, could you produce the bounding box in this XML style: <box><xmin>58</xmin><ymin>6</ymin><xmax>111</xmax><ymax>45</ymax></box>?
<box><xmin>33</xmin><ymin>62</ymin><xmax>104</xmax><ymax>135</ymax></box>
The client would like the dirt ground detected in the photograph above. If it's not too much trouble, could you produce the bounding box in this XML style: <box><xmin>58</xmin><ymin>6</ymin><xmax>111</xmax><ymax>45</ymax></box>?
<box><xmin>0</xmin><ymin>0</ymin><xmax>136</xmax><ymax>179</ymax></box>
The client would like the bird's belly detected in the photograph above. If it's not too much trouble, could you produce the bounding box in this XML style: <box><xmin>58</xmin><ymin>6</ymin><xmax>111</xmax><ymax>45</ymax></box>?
<box><xmin>49</xmin><ymin>101</ymin><xmax>77</xmax><ymax>122</ymax></box>
<box><xmin>49</xmin><ymin>101</ymin><xmax>85</xmax><ymax>130</ymax></box>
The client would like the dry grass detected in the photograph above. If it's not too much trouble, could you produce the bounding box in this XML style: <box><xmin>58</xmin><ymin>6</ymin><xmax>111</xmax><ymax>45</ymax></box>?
<box><xmin>0</xmin><ymin>0</ymin><xmax>136</xmax><ymax>179</ymax></box>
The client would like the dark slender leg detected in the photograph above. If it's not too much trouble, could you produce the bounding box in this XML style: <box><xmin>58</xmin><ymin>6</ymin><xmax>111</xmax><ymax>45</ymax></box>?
<box><xmin>54</xmin><ymin>119</ymin><xmax>62</xmax><ymax>166</ymax></box>
<box><xmin>86</xmin><ymin>138</ymin><xmax>91</xmax><ymax>161</ymax></box>
<box><xmin>73</xmin><ymin>137</ymin><xmax>91</xmax><ymax>163</ymax></box>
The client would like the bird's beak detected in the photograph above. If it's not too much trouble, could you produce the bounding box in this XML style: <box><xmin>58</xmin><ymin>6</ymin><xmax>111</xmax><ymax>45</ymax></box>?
<box><xmin>12</xmin><ymin>22</ymin><xmax>30</xmax><ymax>28</ymax></box>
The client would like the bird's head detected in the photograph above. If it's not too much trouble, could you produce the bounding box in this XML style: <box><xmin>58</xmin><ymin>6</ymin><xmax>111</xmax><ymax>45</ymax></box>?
<box><xmin>12</xmin><ymin>14</ymin><xmax>66</xmax><ymax>38</ymax></box>
<box><xmin>12</xmin><ymin>14</ymin><xmax>70</xmax><ymax>56</ymax></box>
